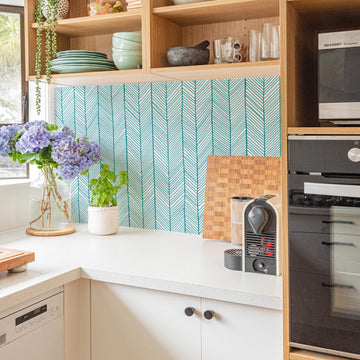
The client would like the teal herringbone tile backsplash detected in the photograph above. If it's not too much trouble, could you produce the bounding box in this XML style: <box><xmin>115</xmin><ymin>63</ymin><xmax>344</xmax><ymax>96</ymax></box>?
<box><xmin>55</xmin><ymin>77</ymin><xmax>280</xmax><ymax>234</ymax></box>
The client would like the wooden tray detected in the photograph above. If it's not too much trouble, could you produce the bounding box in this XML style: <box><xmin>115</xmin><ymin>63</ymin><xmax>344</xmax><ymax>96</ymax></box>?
<box><xmin>0</xmin><ymin>248</ymin><xmax>35</xmax><ymax>272</ymax></box>
<box><xmin>202</xmin><ymin>156</ymin><xmax>281</xmax><ymax>241</ymax></box>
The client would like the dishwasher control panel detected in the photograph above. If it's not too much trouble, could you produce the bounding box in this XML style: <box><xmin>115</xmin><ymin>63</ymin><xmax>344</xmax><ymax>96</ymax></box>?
<box><xmin>0</xmin><ymin>290</ymin><xmax>63</xmax><ymax>347</ymax></box>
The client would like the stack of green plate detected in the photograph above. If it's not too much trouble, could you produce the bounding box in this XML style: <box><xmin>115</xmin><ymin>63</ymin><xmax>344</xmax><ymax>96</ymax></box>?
<box><xmin>51</xmin><ymin>50</ymin><xmax>117</xmax><ymax>74</ymax></box>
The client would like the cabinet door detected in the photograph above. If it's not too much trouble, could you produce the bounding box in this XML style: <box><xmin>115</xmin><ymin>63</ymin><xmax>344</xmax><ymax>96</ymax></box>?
<box><xmin>202</xmin><ymin>298</ymin><xmax>282</xmax><ymax>360</ymax></box>
<box><xmin>91</xmin><ymin>281</ymin><xmax>201</xmax><ymax>360</ymax></box>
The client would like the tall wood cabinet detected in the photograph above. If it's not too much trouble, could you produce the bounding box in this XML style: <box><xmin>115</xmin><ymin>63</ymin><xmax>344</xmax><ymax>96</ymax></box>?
<box><xmin>280</xmin><ymin>1</ymin><xmax>360</xmax><ymax>360</ymax></box>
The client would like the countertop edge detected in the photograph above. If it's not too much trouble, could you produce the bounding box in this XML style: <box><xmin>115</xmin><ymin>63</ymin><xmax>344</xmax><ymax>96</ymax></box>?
<box><xmin>81</xmin><ymin>267</ymin><xmax>282</xmax><ymax>310</ymax></box>
<box><xmin>0</xmin><ymin>266</ymin><xmax>282</xmax><ymax>312</ymax></box>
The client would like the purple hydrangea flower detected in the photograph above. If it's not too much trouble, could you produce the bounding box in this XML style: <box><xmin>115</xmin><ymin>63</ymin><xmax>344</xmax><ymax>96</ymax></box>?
<box><xmin>0</xmin><ymin>125</ymin><xmax>22</xmax><ymax>156</ymax></box>
<box><xmin>57</xmin><ymin>164</ymin><xmax>81</xmax><ymax>180</ymax></box>
<box><xmin>24</xmin><ymin>120</ymin><xmax>47</xmax><ymax>130</ymax></box>
<box><xmin>52</xmin><ymin>137</ymin><xmax>82</xmax><ymax>164</ymax></box>
<box><xmin>50</xmin><ymin>126</ymin><xmax>75</xmax><ymax>147</ymax></box>
<box><xmin>16</xmin><ymin>125</ymin><xmax>51</xmax><ymax>154</ymax></box>
<box><xmin>0</xmin><ymin>122</ymin><xmax>100</xmax><ymax>180</ymax></box>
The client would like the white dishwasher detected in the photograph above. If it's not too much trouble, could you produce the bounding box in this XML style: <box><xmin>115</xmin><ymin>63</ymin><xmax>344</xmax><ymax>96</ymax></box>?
<box><xmin>0</xmin><ymin>287</ymin><xmax>64</xmax><ymax>360</ymax></box>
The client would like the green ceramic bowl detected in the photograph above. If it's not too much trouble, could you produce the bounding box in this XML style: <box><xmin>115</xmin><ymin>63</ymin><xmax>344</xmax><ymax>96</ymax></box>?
<box><xmin>112</xmin><ymin>52</ymin><xmax>142</xmax><ymax>70</ymax></box>
<box><xmin>112</xmin><ymin>37</ymin><xmax>142</xmax><ymax>50</ymax></box>
<box><xmin>112</xmin><ymin>32</ymin><xmax>142</xmax><ymax>43</ymax></box>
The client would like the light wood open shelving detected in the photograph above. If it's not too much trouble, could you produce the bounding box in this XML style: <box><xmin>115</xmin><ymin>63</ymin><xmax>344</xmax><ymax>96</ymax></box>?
<box><xmin>25</xmin><ymin>0</ymin><xmax>280</xmax><ymax>86</ymax></box>
<box><xmin>152</xmin><ymin>0</ymin><xmax>279</xmax><ymax>25</ymax></box>
<box><xmin>151</xmin><ymin>60</ymin><xmax>280</xmax><ymax>81</ymax></box>
<box><xmin>31</xmin><ymin>10</ymin><xmax>142</xmax><ymax>36</ymax></box>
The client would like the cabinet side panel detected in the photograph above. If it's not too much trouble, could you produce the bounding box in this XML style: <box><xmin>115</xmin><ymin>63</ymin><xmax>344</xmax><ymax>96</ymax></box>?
<box><xmin>151</xmin><ymin>15</ymin><xmax>182</xmax><ymax>68</ymax></box>
<box><xmin>64</xmin><ymin>279</ymin><xmax>91</xmax><ymax>360</ymax></box>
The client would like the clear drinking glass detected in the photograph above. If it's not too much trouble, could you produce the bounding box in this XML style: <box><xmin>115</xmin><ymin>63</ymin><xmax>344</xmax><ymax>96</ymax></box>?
<box><xmin>213</xmin><ymin>38</ymin><xmax>233</xmax><ymax>64</ymax></box>
<box><xmin>260</xmin><ymin>23</ymin><xmax>272</xmax><ymax>60</ymax></box>
<box><xmin>231</xmin><ymin>197</ymin><xmax>253</xmax><ymax>247</ymax></box>
<box><xmin>249</xmin><ymin>29</ymin><xmax>261</xmax><ymax>62</ymax></box>
<box><xmin>270</xmin><ymin>25</ymin><xmax>280</xmax><ymax>60</ymax></box>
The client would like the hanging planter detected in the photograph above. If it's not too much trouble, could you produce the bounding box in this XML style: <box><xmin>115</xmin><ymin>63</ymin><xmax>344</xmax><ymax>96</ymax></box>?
<box><xmin>34</xmin><ymin>0</ymin><xmax>67</xmax><ymax>115</ymax></box>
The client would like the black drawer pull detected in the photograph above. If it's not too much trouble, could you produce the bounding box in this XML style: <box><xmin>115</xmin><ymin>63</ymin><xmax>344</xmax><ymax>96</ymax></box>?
<box><xmin>322</xmin><ymin>220</ymin><xmax>355</xmax><ymax>225</ymax></box>
<box><xmin>321</xmin><ymin>282</ymin><xmax>354</xmax><ymax>289</ymax></box>
<box><xmin>321</xmin><ymin>241</ymin><xmax>355</xmax><ymax>247</ymax></box>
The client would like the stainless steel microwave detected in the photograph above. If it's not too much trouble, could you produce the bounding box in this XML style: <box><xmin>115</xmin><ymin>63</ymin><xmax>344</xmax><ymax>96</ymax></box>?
<box><xmin>318</xmin><ymin>30</ymin><xmax>360</xmax><ymax>124</ymax></box>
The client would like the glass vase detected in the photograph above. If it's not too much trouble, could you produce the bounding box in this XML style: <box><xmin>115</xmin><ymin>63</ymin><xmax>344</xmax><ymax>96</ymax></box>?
<box><xmin>29</xmin><ymin>167</ymin><xmax>71</xmax><ymax>231</ymax></box>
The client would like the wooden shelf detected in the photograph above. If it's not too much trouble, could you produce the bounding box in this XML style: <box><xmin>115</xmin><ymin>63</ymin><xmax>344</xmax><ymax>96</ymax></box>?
<box><xmin>290</xmin><ymin>349</ymin><xmax>347</xmax><ymax>360</ymax></box>
<box><xmin>288</xmin><ymin>127</ymin><xmax>360</xmax><ymax>135</ymax></box>
<box><xmin>31</xmin><ymin>10</ymin><xmax>142</xmax><ymax>37</ymax></box>
<box><xmin>153</xmin><ymin>0</ymin><xmax>279</xmax><ymax>26</ymax></box>
<box><xmin>29</xmin><ymin>69</ymin><xmax>171</xmax><ymax>86</ymax></box>
<box><xmin>152</xmin><ymin>60</ymin><xmax>280</xmax><ymax>81</ymax></box>
<box><xmin>29</xmin><ymin>61</ymin><xmax>279</xmax><ymax>86</ymax></box>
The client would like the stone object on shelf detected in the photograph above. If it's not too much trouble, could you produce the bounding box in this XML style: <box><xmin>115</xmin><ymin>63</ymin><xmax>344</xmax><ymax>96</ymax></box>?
<box><xmin>167</xmin><ymin>40</ymin><xmax>210</xmax><ymax>66</ymax></box>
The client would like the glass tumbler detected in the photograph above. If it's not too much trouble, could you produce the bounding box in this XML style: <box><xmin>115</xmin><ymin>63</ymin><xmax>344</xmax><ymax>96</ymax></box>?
<box><xmin>231</xmin><ymin>196</ymin><xmax>253</xmax><ymax>247</ymax></box>
<box><xmin>270</xmin><ymin>25</ymin><xmax>280</xmax><ymax>60</ymax></box>
<box><xmin>249</xmin><ymin>29</ymin><xmax>261</xmax><ymax>62</ymax></box>
<box><xmin>260</xmin><ymin>23</ymin><xmax>272</xmax><ymax>60</ymax></box>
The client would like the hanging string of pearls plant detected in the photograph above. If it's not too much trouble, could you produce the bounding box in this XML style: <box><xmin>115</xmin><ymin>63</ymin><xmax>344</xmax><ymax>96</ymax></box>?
<box><xmin>34</xmin><ymin>0</ymin><xmax>69</xmax><ymax>115</ymax></box>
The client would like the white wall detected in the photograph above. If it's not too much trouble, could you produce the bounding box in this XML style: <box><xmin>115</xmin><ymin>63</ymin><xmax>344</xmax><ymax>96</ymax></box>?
<box><xmin>0</xmin><ymin>182</ymin><xmax>30</xmax><ymax>231</ymax></box>
<box><xmin>0</xmin><ymin>82</ymin><xmax>51</xmax><ymax>232</ymax></box>
<box><xmin>0</xmin><ymin>1</ymin><xmax>24</xmax><ymax>6</ymax></box>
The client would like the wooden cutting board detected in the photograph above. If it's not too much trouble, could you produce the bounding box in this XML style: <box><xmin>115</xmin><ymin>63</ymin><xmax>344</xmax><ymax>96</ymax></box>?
<box><xmin>0</xmin><ymin>248</ymin><xmax>35</xmax><ymax>272</ymax></box>
<box><xmin>202</xmin><ymin>156</ymin><xmax>281</xmax><ymax>241</ymax></box>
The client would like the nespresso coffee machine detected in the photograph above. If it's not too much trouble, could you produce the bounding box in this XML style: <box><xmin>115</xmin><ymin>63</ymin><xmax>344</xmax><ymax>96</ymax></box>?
<box><xmin>243</xmin><ymin>195</ymin><xmax>280</xmax><ymax>276</ymax></box>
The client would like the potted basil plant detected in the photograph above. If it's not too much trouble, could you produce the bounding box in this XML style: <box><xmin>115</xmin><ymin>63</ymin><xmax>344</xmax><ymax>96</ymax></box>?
<box><xmin>88</xmin><ymin>164</ymin><xmax>129</xmax><ymax>235</ymax></box>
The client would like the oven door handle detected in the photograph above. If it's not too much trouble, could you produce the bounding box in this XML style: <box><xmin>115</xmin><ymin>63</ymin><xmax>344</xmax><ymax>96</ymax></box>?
<box><xmin>321</xmin><ymin>283</ymin><xmax>354</xmax><ymax>289</ymax></box>
<box><xmin>321</xmin><ymin>241</ymin><xmax>355</xmax><ymax>247</ymax></box>
<box><xmin>304</xmin><ymin>182</ymin><xmax>360</xmax><ymax>198</ymax></box>
<box><xmin>322</xmin><ymin>220</ymin><xmax>355</xmax><ymax>225</ymax></box>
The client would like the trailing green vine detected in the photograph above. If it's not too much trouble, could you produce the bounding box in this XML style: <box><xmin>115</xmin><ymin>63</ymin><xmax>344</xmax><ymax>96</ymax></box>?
<box><xmin>34</xmin><ymin>0</ymin><xmax>59</xmax><ymax>115</ymax></box>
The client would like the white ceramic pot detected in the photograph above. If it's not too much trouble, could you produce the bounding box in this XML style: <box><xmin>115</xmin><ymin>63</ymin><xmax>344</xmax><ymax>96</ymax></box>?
<box><xmin>42</xmin><ymin>0</ymin><xmax>69</xmax><ymax>20</ymax></box>
<box><xmin>88</xmin><ymin>206</ymin><xmax>119</xmax><ymax>235</ymax></box>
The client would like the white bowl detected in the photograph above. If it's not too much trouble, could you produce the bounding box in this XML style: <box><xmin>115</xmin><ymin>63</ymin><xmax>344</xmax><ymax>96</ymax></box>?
<box><xmin>113</xmin><ymin>32</ymin><xmax>142</xmax><ymax>43</ymax></box>
<box><xmin>112</xmin><ymin>37</ymin><xmax>142</xmax><ymax>50</ymax></box>
<box><xmin>112</xmin><ymin>52</ymin><xmax>142</xmax><ymax>70</ymax></box>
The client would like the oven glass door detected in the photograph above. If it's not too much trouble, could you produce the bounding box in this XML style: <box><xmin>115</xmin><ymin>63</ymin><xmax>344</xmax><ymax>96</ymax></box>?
<box><xmin>289</xmin><ymin>179</ymin><xmax>360</xmax><ymax>357</ymax></box>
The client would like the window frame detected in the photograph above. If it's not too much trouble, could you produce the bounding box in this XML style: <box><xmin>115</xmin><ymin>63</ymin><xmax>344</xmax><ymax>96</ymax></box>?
<box><xmin>0</xmin><ymin>4</ymin><xmax>29</xmax><ymax>180</ymax></box>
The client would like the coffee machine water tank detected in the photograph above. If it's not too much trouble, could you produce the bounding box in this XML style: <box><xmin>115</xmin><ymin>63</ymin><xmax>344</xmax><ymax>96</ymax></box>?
<box><xmin>243</xmin><ymin>195</ymin><xmax>280</xmax><ymax>276</ymax></box>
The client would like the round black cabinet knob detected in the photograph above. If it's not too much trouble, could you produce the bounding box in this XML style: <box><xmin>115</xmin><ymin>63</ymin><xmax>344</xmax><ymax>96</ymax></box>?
<box><xmin>204</xmin><ymin>310</ymin><xmax>214</xmax><ymax>320</ymax></box>
<box><xmin>184</xmin><ymin>307</ymin><xmax>195</xmax><ymax>316</ymax></box>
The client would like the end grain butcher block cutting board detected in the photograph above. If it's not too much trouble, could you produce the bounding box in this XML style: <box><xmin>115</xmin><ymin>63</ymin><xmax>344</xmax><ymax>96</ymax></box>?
<box><xmin>202</xmin><ymin>156</ymin><xmax>281</xmax><ymax>241</ymax></box>
<box><xmin>0</xmin><ymin>248</ymin><xmax>35</xmax><ymax>272</ymax></box>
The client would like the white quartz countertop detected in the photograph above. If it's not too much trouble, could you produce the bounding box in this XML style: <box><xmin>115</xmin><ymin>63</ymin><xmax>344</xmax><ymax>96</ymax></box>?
<box><xmin>0</xmin><ymin>225</ymin><xmax>282</xmax><ymax>312</ymax></box>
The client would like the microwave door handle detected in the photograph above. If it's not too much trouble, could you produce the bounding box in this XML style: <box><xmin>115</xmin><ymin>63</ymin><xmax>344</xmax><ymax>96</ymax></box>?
<box><xmin>304</xmin><ymin>182</ymin><xmax>360</xmax><ymax>198</ymax></box>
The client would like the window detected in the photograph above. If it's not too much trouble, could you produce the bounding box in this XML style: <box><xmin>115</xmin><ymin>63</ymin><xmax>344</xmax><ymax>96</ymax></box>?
<box><xmin>0</xmin><ymin>4</ymin><xmax>27</xmax><ymax>178</ymax></box>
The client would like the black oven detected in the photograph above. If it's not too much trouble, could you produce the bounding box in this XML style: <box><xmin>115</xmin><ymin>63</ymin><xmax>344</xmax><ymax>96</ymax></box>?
<box><xmin>289</xmin><ymin>136</ymin><xmax>360</xmax><ymax>359</ymax></box>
